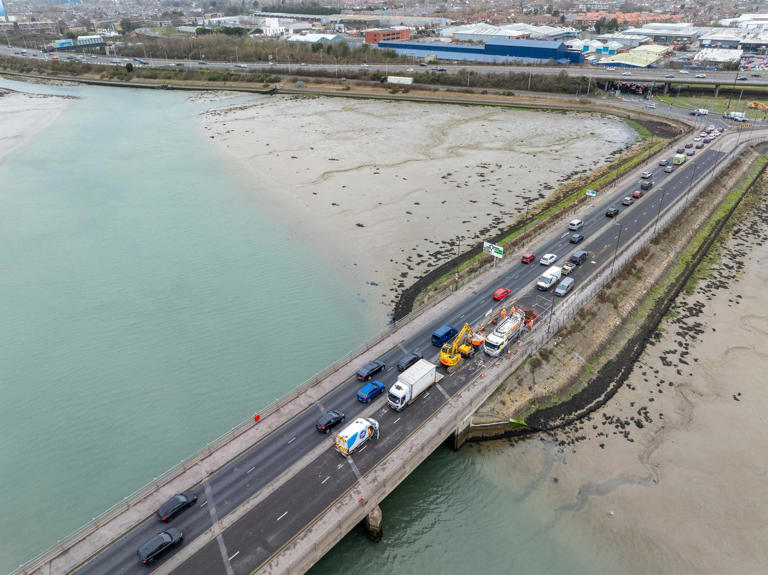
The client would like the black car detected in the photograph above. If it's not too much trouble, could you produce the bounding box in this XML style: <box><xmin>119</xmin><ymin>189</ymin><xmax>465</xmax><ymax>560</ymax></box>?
<box><xmin>605</xmin><ymin>207</ymin><xmax>619</xmax><ymax>217</ymax></box>
<box><xmin>137</xmin><ymin>528</ymin><xmax>183</xmax><ymax>565</ymax></box>
<box><xmin>676</xmin><ymin>147</ymin><xmax>685</xmax><ymax>154</ymax></box>
<box><xmin>684</xmin><ymin>142</ymin><xmax>693</xmax><ymax>148</ymax></box>
<box><xmin>315</xmin><ymin>410</ymin><xmax>345</xmax><ymax>433</ymax></box>
<box><xmin>686</xmin><ymin>149</ymin><xmax>696</xmax><ymax>156</ymax></box>
<box><xmin>357</xmin><ymin>360</ymin><xmax>385</xmax><ymax>381</ymax></box>
<box><xmin>737</xmin><ymin>76</ymin><xmax>747</xmax><ymax>81</ymax></box>
<box><xmin>396</xmin><ymin>351</ymin><xmax>423</xmax><ymax>372</ymax></box>
<box><xmin>156</xmin><ymin>491</ymin><xmax>197</xmax><ymax>521</ymax></box>
<box><xmin>570</xmin><ymin>233</ymin><xmax>584</xmax><ymax>244</ymax></box>
<box><xmin>640</xmin><ymin>180</ymin><xmax>654</xmax><ymax>190</ymax></box>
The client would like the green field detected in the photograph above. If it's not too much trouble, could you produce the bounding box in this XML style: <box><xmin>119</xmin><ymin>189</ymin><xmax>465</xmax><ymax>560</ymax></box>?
<box><xmin>656</xmin><ymin>93</ymin><xmax>768</xmax><ymax>121</ymax></box>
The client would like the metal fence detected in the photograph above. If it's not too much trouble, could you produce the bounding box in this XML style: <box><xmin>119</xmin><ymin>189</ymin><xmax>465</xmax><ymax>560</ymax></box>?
<box><xmin>12</xmin><ymin>133</ymin><xmax>765</xmax><ymax>575</ymax></box>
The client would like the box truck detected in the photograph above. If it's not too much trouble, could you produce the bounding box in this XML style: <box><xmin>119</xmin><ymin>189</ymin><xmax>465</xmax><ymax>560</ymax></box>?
<box><xmin>536</xmin><ymin>266</ymin><xmax>562</xmax><ymax>291</ymax></box>
<box><xmin>387</xmin><ymin>359</ymin><xmax>437</xmax><ymax>411</ymax></box>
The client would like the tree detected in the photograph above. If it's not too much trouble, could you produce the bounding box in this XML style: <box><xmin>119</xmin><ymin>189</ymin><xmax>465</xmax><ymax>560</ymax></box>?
<box><xmin>125</xmin><ymin>62</ymin><xmax>133</xmax><ymax>72</ymax></box>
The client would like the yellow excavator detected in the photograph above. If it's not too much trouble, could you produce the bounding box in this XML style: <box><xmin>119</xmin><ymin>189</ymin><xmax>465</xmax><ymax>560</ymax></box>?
<box><xmin>748</xmin><ymin>101</ymin><xmax>768</xmax><ymax>112</ymax></box>
<box><xmin>440</xmin><ymin>323</ymin><xmax>485</xmax><ymax>371</ymax></box>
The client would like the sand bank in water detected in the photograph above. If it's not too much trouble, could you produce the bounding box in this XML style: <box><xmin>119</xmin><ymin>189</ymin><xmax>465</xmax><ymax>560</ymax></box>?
<box><xmin>201</xmin><ymin>95</ymin><xmax>636</xmax><ymax>320</ymax></box>
<box><xmin>496</xmin><ymin>189</ymin><xmax>768</xmax><ymax>573</ymax></box>
<box><xmin>0</xmin><ymin>89</ymin><xmax>71</xmax><ymax>164</ymax></box>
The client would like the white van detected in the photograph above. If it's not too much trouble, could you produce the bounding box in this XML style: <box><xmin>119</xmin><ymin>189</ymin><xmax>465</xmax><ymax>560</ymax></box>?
<box><xmin>536</xmin><ymin>266</ymin><xmax>562</xmax><ymax>291</ymax></box>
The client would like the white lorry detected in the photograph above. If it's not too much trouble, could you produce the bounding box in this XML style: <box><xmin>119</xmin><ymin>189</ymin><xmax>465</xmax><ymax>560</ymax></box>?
<box><xmin>387</xmin><ymin>359</ymin><xmax>437</xmax><ymax>411</ymax></box>
<box><xmin>483</xmin><ymin>309</ymin><xmax>526</xmax><ymax>357</ymax></box>
<box><xmin>536</xmin><ymin>266</ymin><xmax>562</xmax><ymax>291</ymax></box>
<box><xmin>691</xmin><ymin>108</ymin><xmax>709</xmax><ymax>116</ymax></box>
<box><xmin>335</xmin><ymin>418</ymin><xmax>379</xmax><ymax>456</ymax></box>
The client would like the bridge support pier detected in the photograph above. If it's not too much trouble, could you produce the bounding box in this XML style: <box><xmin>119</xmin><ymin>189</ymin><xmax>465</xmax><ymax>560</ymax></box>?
<box><xmin>451</xmin><ymin>415</ymin><xmax>472</xmax><ymax>450</ymax></box>
<box><xmin>364</xmin><ymin>505</ymin><xmax>383</xmax><ymax>542</ymax></box>
<box><xmin>663</xmin><ymin>81</ymin><xmax>669</xmax><ymax>95</ymax></box>
<box><xmin>714</xmin><ymin>84</ymin><xmax>720</xmax><ymax>97</ymax></box>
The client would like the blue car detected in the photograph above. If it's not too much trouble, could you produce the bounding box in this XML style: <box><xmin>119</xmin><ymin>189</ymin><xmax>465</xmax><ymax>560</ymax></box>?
<box><xmin>357</xmin><ymin>380</ymin><xmax>386</xmax><ymax>403</ymax></box>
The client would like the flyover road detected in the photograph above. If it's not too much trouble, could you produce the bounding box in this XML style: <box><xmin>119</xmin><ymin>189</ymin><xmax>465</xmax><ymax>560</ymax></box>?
<box><xmin>69</xmin><ymin>125</ymin><xmax>738</xmax><ymax>574</ymax></box>
<box><xmin>1</xmin><ymin>44</ymin><xmax>766</xmax><ymax>89</ymax></box>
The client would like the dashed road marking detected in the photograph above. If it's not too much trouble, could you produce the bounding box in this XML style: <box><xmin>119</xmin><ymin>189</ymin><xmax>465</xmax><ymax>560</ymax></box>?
<box><xmin>277</xmin><ymin>511</ymin><xmax>288</xmax><ymax>521</ymax></box>
<box><xmin>423</xmin><ymin>392</ymin><xmax>430</xmax><ymax>398</ymax></box>
<box><xmin>229</xmin><ymin>551</ymin><xmax>240</xmax><ymax>561</ymax></box>
<box><xmin>200</xmin><ymin>500</ymin><xmax>208</xmax><ymax>508</ymax></box>
<box><xmin>246</xmin><ymin>466</ymin><xmax>256</xmax><ymax>474</ymax></box>
<box><xmin>321</xmin><ymin>476</ymin><xmax>330</xmax><ymax>484</ymax></box>
<box><xmin>393</xmin><ymin>417</ymin><xmax>400</xmax><ymax>424</ymax></box>
<box><xmin>287</xmin><ymin>437</ymin><xmax>296</xmax><ymax>445</ymax></box>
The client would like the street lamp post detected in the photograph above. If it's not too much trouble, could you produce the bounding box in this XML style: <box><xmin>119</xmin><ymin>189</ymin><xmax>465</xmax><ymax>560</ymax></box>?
<box><xmin>546</xmin><ymin>288</ymin><xmax>557</xmax><ymax>335</ymax></box>
<box><xmin>611</xmin><ymin>221</ymin><xmax>623</xmax><ymax>276</ymax></box>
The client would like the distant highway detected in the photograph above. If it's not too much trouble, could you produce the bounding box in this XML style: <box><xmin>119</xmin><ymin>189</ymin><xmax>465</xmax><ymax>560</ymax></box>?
<box><xmin>0</xmin><ymin>44</ymin><xmax>765</xmax><ymax>88</ymax></box>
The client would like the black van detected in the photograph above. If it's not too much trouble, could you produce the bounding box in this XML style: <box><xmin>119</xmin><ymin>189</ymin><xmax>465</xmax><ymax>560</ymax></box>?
<box><xmin>570</xmin><ymin>250</ymin><xmax>588</xmax><ymax>265</ymax></box>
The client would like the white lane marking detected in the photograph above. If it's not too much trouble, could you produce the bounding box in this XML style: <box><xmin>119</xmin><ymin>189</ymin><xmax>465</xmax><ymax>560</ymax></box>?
<box><xmin>457</xmin><ymin>312</ymin><xmax>465</xmax><ymax>319</ymax></box>
<box><xmin>560</xmin><ymin>232</ymin><xmax>569</xmax><ymax>238</ymax></box>
<box><xmin>229</xmin><ymin>551</ymin><xmax>240</xmax><ymax>561</ymax></box>
<box><xmin>358</xmin><ymin>445</ymin><xmax>367</xmax><ymax>453</ymax></box>
<box><xmin>246</xmin><ymin>466</ymin><xmax>256</xmax><ymax>474</ymax></box>
<box><xmin>393</xmin><ymin>417</ymin><xmax>401</xmax><ymax>424</ymax></box>
<box><xmin>287</xmin><ymin>436</ymin><xmax>296</xmax><ymax>445</ymax></box>
<box><xmin>337</xmin><ymin>463</ymin><xmax>345</xmax><ymax>470</ymax></box>
<box><xmin>434</xmin><ymin>382</ymin><xmax>451</xmax><ymax>401</ymax></box>
<box><xmin>423</xmin><ymin>392</ymin><xmax>431</xmax><ymax>398</ymax></box>
<box><xmin>385</xmin><ymin>366</ymin><xmax>394</xmax><ymax>373</ymax></box>
<box><xmin>200</xmin><ymin>500</ymin><xmax>208</xmax><ymax>508</ymax></box>
<box><xmin>347</xmin><ymin>457</ymin><xmax>363</xmax><ymax>480</ymax></box>
<box><xmin>321</xmin><ymin>476</ymin><xmax>330</xmax><ymax>484</ymax></box>
<box><xmin>277</xmin><ymin>511</ymin><xmax>288</xmax><ymax>521</ymax></box>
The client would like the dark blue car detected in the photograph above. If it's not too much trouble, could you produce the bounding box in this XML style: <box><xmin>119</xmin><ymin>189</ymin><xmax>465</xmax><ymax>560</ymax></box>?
<box><xmin>357</xmin><ymin>380</ymin><xmax>386</xmax><ymax>403</ymax></box>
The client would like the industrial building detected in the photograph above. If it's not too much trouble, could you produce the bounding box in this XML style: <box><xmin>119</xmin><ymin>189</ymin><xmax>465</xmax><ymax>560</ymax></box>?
<box><xmin>438</xmin><ymin>23</ymin><xmax>578</xmax><ymax>42</ymax></box>
<box><xmin>596</xmin><ymin>44</ymin><xmax>670</xmax><ymax>68</ymax></box>
<box><xmin>287</xmin><ymin>33</ymin><xmax>345</xmax><ymax>44</ymax></box>
<box><xmin>622</xmin><ymin>23</ymin><xmax>700</xmax><ymax>45</ymax></box>
<box><xmin>377</xmin><ymin>38</ymin><xmax>584</xmax><ymax>64</ymax></box>
<box><xmin>693</xmin><ymin>48</ymin><xmax>743</xmax><ymax>67</ymax></box>
<box><xmin>363</xmin><ymin>26</ymin><xmax>410</xmax><ymax>44</ymax></box>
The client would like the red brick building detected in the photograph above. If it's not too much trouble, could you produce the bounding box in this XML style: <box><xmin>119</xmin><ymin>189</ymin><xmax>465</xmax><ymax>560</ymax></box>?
<box><xmin>363</xmin><ymin>27</ymin><xmax>410</xmax><ymax>44</ymax></box>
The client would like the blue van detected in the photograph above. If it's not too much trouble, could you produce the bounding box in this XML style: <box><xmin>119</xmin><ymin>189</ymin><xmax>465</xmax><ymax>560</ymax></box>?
<box><xmin>431</xmin><ymin>325</ymin><xmax>458</xmax><ymax>347</ymax></box>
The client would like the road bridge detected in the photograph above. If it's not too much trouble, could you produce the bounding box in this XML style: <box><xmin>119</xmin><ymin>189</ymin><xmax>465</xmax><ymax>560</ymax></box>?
<box><xmin>13</xmin><ymin>119</ymin><xmax>768</xmax><ymax>575</ymax></box>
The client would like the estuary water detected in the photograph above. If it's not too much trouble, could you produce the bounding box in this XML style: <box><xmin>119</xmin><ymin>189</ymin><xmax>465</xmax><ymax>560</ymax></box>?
<box><xmin>0</xmin><ymin>78</ymin><xmax>377</xmax><ymax>572</ymax></box>
<box><xmin>1</xmin><ymin>78</ymin><xmax>622</xmax><ymax>575</ymax></box>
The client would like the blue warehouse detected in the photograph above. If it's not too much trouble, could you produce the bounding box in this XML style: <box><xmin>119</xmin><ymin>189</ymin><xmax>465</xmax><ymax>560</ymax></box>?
<box><xmin>377</xmin><ymin>38</ymin><xmax>584</xmax><ymax>65</ymax></box>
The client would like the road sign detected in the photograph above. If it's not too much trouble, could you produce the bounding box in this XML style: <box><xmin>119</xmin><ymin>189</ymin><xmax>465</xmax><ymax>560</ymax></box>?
<box><xmin>483</xmin><ymin>241</ymin><xmax>503</xmax><ymax>259</ymax></box>
<box><xmin>585</xmin><ymin>189</ymin><xmax>597</xmax><ymax>197</ymax></box>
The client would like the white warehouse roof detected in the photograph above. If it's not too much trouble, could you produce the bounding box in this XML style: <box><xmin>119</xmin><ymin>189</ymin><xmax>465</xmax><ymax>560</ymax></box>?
<box><xmin>693</xmin><ymin>48</ymin><xmax>743</xmax><ymax>63</ymax></box>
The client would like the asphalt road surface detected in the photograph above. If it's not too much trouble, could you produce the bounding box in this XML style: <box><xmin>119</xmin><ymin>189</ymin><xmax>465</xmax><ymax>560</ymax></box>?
<box><xmin>69</xmin><ymin>124</ymin><xmax>731</xmax><ymax>573</ymax></box>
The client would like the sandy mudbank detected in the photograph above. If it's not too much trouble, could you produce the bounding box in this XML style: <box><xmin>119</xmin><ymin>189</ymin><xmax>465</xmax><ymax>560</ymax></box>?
<box><xmin>0</xmin><ymin>89</ymin><xmax>71</xmax><ymax>163</ymax></box>
<box><xmin>503</xmin><ymin>187</ymin><xmax>768</xmax><ymax>573</ymax></box>
<box><xmin>201</xmin><ymin>95</ymin><xmax>636</xmax><ymax>320</ymax></box>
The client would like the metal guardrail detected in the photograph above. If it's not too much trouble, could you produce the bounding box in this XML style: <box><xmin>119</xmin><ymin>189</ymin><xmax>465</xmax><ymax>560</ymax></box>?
<box><xmin>11</xmin><ymin>132</ymin><xmax>764</xmax><ymax>575</ymax></box>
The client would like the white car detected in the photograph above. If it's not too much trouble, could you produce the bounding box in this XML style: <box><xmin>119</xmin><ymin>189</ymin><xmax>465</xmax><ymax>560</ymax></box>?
<box><xmin>406</xmin><ymin>67</ymin><xmax>414</xmax><ymax>72</ymax></box>
<box><xmin>621</xmin><ymin>71</ymin><xmax>632</xmax><ymax>76</ymax></box>
<box><xmin>695</xmin><ymin>73</ymin><xmax>707</xmax><ymax>78</ymax></box>
<box><xmin>360</xmin><ymin>63</ymin><xmax>369</xmax><ymax>68</ymax></box>
<box><xmin>647</xmin><ymin>102</ymin><xmax>656</xmax><ymax>109</ymax></box>
<box><xmin>540</xmin><ymin>253</ymin><xmax>558</xmax><ymax>265</ymax></box>
<box><xmin>680</xmin><ymin>70</ymin><xmax>689</xmax><ymax>74</ymax></box>
<box><xmin>605</xmin><ymin>66</ymin><xmax>616</xmax><ymax>71</ymax></box>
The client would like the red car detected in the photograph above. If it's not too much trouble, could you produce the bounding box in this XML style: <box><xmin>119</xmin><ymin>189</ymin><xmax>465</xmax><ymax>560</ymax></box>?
<box><xmin>521</xmin><ymin>253</ymin><xmax>536</xmax><ymax>264</ymax></box>
<box><xmin>632</xmin><ymin>189</ymin><xmax>644</xmax><ymax>199</ymax></box>
<box><xmin>493</xmin><ymin>287</ymin><xmax>511</xmax><ymax>301</ymax></box>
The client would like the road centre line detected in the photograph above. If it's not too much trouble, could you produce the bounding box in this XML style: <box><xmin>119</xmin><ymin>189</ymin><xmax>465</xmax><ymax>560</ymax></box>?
<box><xmin>321</xmin><ymin>476</ymin><xmax>330</xmax><ymax>484</ymax></box>
<box><xmin>229</xmin><ymin>551</ymin><xmax>240</xmax><ymax>561</ymax></box>
<box><xmin>393</xmin><ymin>417</ymin><xmax>400</xmax><ymax>424</ymax></box>
<box><xmin>246</xmin><ymin>466</ymin><xmax>256</xmax><ymax>474</ymax></box>
<box><xmin>277</xmin><ymin>511</ymin><xmax>288</xmax><ymax>521</ymax></box>
<box><xmin>287</xmin><ymin>437</ymin><xmax>296</xmax><ymax>445</ymax></box>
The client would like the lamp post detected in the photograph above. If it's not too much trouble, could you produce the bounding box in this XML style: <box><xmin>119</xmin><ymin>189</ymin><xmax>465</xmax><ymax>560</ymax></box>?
<box><xmin>546</xmin><ymin>287</ymin><xmax>557</xmax><ymax>335</ymax></box>
<box><xmin>611</xmin><ymin>221</ymin><xmax>623</xmax><ymax>276</ymax></box>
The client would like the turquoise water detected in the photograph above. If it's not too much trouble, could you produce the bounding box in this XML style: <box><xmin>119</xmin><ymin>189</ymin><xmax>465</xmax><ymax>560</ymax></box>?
<box><xmin>0</xmin><ymin>79</ymin><xmax>377</xmax><ymax>571</ymax></box>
